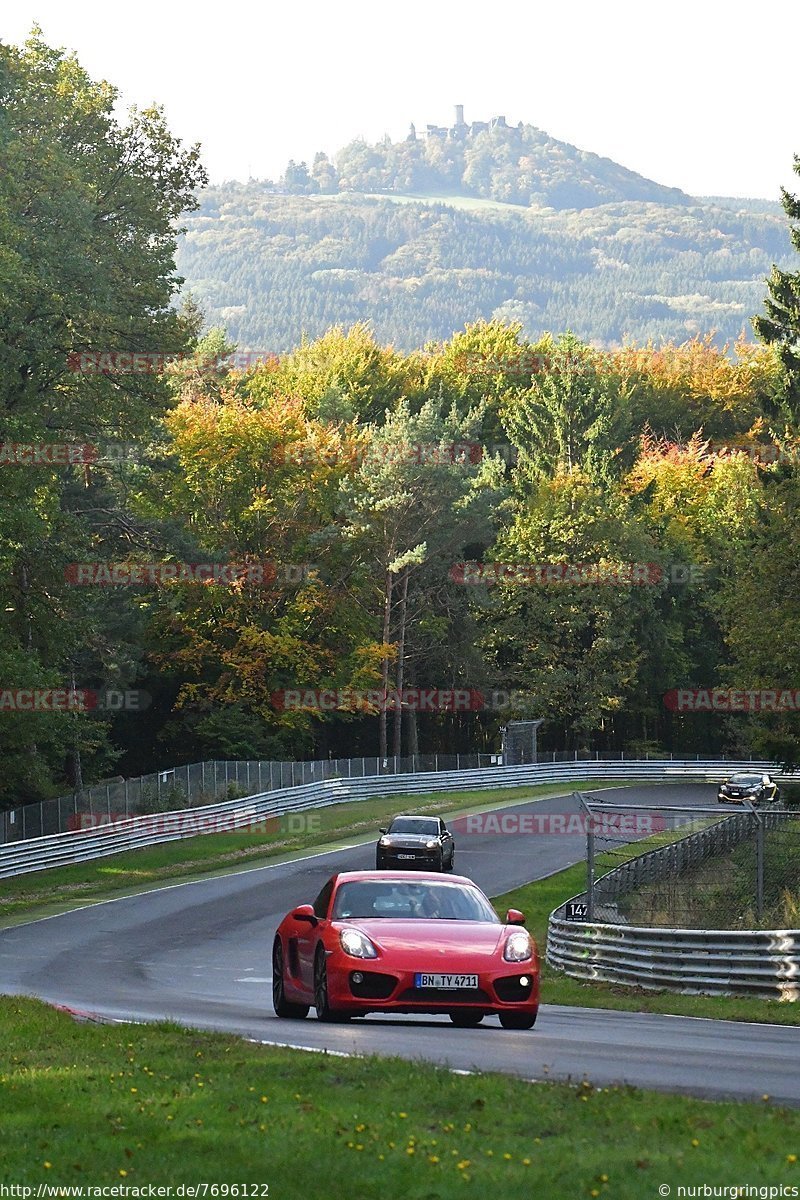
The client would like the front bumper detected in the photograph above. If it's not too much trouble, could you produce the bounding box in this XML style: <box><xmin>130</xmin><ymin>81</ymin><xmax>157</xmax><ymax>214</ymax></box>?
<box><xmin>325</xmin><ymin>951</ymin><xmax>540</xmax><ymax>1016</ymax></box>
<box><xmin>377</xmin><ymin>849</ymin><xmax>443</xmax><ymax>869</ymax></box>
<box><xmin>718</xmin><ymin>790</ymin><xmax>756</xmax><ymax>804</ymax></box>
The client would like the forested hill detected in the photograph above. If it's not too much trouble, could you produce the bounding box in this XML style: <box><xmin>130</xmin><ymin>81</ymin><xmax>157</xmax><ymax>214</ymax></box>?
<box><xmin>280</xmin><ymin>120</ymin><xmax>693</xmax><ymax>210</ymax></box>
<box><xmin>177</xmin><ymin>185</ymin><xmax>794</xmax><ymax>352</ymax></box>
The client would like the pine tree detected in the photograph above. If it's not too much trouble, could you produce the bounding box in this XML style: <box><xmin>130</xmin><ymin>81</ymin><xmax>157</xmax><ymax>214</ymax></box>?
<box><xmin>753</xmin><ymin>153</ymin><xmax>800</xmax><ymax>405</ymax></box>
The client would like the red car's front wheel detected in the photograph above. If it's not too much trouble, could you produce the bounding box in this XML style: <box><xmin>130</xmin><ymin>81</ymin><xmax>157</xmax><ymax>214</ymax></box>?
<box><xmin>272</xmin><ymin>939</ymin><xmax>309</xmax><ymax>1019</ymax></box>
<box><xmin>449</xmin><ymin>1009</ymin><xmax>484</xmax><ymax>1027</ymax></box>
<box><xmin>499</xmin><ymin>1010</ymin><xmax>537</xmax><ymax>1030</ymax></box>
<box><xmin>314</xmin><ymin>947</ymin><xmax>351</xmax><ymax>1022</ymax></box>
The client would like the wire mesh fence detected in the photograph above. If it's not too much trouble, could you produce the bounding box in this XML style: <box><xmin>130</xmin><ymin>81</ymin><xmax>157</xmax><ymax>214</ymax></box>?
<box><xmin>1</xmin><ymin>748</ymin><xmax>748</xmax><ymax>846</ymax></box>
<box><xmin>581</xmin><ymin>800</ymin><xmax>800</xmax><ymax>930</ymax></box>
<box><xmin>0</xmin><ymin>753</ymin><xmax>503</xmax><ymax>844</ymax></box>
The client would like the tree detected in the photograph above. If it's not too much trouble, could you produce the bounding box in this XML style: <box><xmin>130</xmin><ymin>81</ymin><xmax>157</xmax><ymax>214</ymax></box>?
<box><xmin>753</xmin><ymin>153</ymin><xmax>800</xmax><ymax>411</ymax></box>
<box><xmin>141</xmin><ymin>388</ymin><xmax>382</xmax><ymax>759</ymax></box>
<box><xmin>717</xmin><ymin>471</ymin><xmax>800</xmax><ymax>765</ymax></box>
<box><xmin>338</xmin><ymin>397</ymin><xmax>503</xmax><ymax>756</ymax></box>
<box><xmin>500</xmin><ymin>333</ymin><xmax>630</xmax><ymax>482</ymax></box>
<box><xmin>311</xmin><ymin>152</ymin><xmax>339</xmax><ymax>194</ymax></box>
<box><xmin>281</xmin><ymin>160</ymin><xmax>318</xmax><ymax>194</ymax></box>
<box><xmin>477</xmin><ymin>471</ymin><xmax>660</xmax><ymax>749</ymax></box>
<box><xmin>0</xmin><ymin>30</ymin><xmax>206</xmax><ymax>802</ymax></box>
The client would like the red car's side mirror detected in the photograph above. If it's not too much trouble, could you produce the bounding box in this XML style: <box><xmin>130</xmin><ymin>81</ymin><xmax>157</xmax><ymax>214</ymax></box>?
<box><xmin>292</xmin><ymin>904</ymin><xmax>318</xmax><ymax>925</ymax></box>
<box><xmin>506</xmin><ymin>909</ymin><xmax>526</xmax><ymax>926</ymax></box>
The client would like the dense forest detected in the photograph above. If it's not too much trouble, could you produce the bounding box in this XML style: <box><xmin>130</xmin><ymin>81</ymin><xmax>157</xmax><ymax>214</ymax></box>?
<box><xmin>177</xmin><ymin>187</ymin><xmax>794</xmax><ymax>351</ymax></box>
<box><xmin>4</xmin><ymin>35</ymin><xmax>800</xmax><ymax>809</ymax></box>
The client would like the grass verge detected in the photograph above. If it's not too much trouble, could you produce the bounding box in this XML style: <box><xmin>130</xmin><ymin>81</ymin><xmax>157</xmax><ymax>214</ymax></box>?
<box><xmin>1</xmin><ymin>996</ymin><xmax>798</xmax><ymax>1196</ymax></box>
<box><xmin>0</xmin><ymin>781</ymin><xmax>620</xmax><ymax>924</ymax></box>
<box><xmin>619</xmin><ymin>817</ymin><xmax>800</xmax><ymax>930</ymax></box>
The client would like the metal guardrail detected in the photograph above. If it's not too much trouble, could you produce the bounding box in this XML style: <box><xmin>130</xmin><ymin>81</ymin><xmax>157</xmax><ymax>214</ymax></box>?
<box><xmin>547</xmin><ymin>801</ymin><xmax>800</xmax><ymax>1000</ymax></box>
<box><xmin>0</xmin><ymin>758</ymin><xmax>781</xmax><ymax>880</ymax></box>
<box><xmin>547</xmin><ymin>919</ymin><xmax>800</xmax><ymax>1000</ymax></box>
<box><xmin>2</xmin><ymin>748</ymin><xmax>748</xmax><ymax>844</ymax></box>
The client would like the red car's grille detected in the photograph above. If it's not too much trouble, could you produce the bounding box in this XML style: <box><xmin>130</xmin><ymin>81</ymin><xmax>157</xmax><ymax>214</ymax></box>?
<box><xmin>396</xmin><ymin>986</ymin><xmax>492</xmax><ymax>1004</ymax></box>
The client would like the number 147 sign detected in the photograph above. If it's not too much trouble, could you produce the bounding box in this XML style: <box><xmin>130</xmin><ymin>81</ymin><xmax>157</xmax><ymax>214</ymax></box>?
<box><xmin>565</xmin><ymin>901</ymin><xmax>588</xmax><ymax>921</ymax></box>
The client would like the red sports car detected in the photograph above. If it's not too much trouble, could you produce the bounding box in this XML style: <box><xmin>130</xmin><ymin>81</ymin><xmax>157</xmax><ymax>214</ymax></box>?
<box><xmin>272</xmin><ymin>870</ymin><xmax>539</xmax><ymax>1029</ymax></box>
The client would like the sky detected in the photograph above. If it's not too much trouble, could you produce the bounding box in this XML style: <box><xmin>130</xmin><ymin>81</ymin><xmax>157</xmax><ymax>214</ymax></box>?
<box><xmin>2</xmin><ymin>0</ymin><xmax>798</xmax><ymax>199</ymax></box>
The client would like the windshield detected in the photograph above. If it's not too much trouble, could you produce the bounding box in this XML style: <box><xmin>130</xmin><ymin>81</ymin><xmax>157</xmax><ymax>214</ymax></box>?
<box><xmin>729</xmin><ymin>775</ymin><xmax>762</xmax><ymax>786</ymax></box>
<box><xmin>332</xmin><ymin>880</ymin><xmax>499</xmax><ymax>923</ymax></box>
<box><xmin>387</xmin><ymin>817</ymin><xmax>440</xmax><ymax>836</ymax></box>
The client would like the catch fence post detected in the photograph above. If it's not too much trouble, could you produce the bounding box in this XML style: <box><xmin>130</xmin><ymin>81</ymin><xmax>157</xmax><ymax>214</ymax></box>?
<box><xmin>577</xmin><ymin>792</ymin><xmax>595</xmax><ymax>920</ymax></box>
<box><xmin>756</xmin><ymin>812</ymin><xmax>765</xmax><ymax>922</ymax></box>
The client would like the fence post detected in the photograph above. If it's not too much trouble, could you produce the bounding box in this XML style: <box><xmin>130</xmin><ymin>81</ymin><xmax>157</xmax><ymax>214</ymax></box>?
<box><xmin>581</xmin><ymin>793</ymin><xmax>595</xmax><ymax>921</ymax></box>
<box><xmin>756</xmin><ymin>811</ymin><xmax>765</xmax><ymax>922</ymax></box>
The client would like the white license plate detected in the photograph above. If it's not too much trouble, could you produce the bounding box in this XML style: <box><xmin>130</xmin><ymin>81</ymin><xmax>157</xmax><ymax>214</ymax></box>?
<box><xmin>398</xmin><ymin>853</ymin><xmax>416</xmax><ymax>859</ymax></box>
<box><xmin>414</xmin><ymin>973</ymin><xmax>478</xmax><ymax>989</ymax></box>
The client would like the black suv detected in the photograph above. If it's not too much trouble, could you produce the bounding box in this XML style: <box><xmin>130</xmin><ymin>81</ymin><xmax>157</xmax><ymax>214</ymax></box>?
<box><xmin>375</xmin><ymin>815</ymin><xmax>455</xmax><ymax>871</ymax></box>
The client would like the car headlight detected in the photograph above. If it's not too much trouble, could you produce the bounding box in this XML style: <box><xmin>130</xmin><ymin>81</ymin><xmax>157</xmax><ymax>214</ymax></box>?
<box><xmin>504</xmin><ymin>931</ymin><xmax>533</xmax><ymax>962</ymax></box>
<box><xmin>340</xmin><ymin>928</ymin><xmax>378</xmax><ymax>959</ymax></box>
<box><xmin>379</xmin><ymin>837</ymin><xmax>390</xmax><ymax>846</ymax></box>
<box><xmin>426</xmin><ymin>840</ymin><xmax>438</xmax><ymax>849</ymax></box>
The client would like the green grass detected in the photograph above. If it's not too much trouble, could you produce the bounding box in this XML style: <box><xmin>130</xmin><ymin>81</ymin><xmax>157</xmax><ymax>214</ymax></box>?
<box><xmin>1</xmin><ymin>996</ymin><xmax>798</xmax><ymax>1195</ymax></box>
<box><xmin>619</xmin><ymin>818</ymin><xmax>800</xmax><ymax>930</ymax></box>
<box><xmin>0</xmin><ymin>781</ymin><xmax>620</xmax><ymax>924</ymax></box>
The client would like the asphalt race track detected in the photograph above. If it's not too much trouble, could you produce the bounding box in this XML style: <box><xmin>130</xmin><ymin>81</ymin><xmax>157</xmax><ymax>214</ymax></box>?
<box><xmin>2</xmin><ymin>784</ymin><xmax>799</xmax><ymax>1105</ymax></box>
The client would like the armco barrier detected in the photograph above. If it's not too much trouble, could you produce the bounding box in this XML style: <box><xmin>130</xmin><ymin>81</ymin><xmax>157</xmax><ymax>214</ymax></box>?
<box><xmin>0</xmin><ymin>759</ymin><xmax>781</xmax><ymax>880</ymax></box>
<box><xmin>547</xmin><ymin>802</ymin><xmax>800</xmax><ymax>1000</ymax></box>
<box><xmin>2</xmin><ymin>749</ymin><xmax>741</xmax><ymax>844</ymax></box>
<box><xmin>547</xmin><ymin>917</ymin><xmax>800</xmax><ymax>1001</ymax></box>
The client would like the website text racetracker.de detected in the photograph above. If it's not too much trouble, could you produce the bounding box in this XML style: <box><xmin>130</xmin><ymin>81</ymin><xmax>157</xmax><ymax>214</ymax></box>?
<box><xmin>269</xmin><ymin>687</ymin><xmax>524</xmax><ymax>712</ymax></box>
<box><xmin>451</xmin><ymin>811</ymin><xmax>667</xmax><ymax>837</ymax></box>
<box><xmin>1</xmin><ymin>1186</ymin><xmax>269</xmax><ymax>1199</ymax></box>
